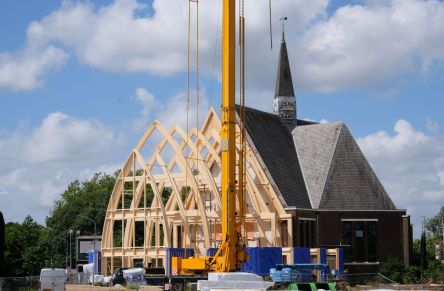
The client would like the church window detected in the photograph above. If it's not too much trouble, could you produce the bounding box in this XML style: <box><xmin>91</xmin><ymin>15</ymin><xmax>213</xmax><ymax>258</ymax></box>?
<box><xmin>299</xmin><ymin>218</ymin><xmax>316</xmax><ymax>248</ymax></box>
<box><xmin>341</xmin><ymin>220</ymin><xmax>378</xmax><ymax>263</ymax></box>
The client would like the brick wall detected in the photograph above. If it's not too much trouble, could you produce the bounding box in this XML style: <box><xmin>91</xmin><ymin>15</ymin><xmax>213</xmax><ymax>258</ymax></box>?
<box><xmin>291</xmin><ymin>209</ymin><xmax>410</xmax><ymax>272</ymax></box>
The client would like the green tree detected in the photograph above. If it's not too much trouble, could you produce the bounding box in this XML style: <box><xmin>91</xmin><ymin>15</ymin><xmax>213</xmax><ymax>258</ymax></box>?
<box><xmin>426</xmin><ymin>206</ymin><xmax>444</xmax><ymax>236</ymax></box>
<box><xmin>379</xmin><ymin>256</ymin><xmax>405</xmax><ymax>283</ymax></box>
<box><xmin>0</xmin><ymin>211</ymin><xmax>5</xmax><ymax>276</ymax></box>
<box><xmin>3</xmin><ymin>170</ymin><xmax>177</xmax><ymax>275</ymax></box>
<box><xmin>4</xmin><ymin>222</ymin><xmax>22</xmax><ymax>275</ymax></box>
<box><xmin>375</xmin><ymin>206</ymin><xmax>444</xmax><ymax>284</ymax></box>
<box><xmin>411</xmin><ymin>238</ymin><xmax>421</xmax><ymax>266</ymax></box>
<box><xmin>4</xmin><ymin>216</ymin><xmax>47</xmax><ymax>276</ymax></box>
<box><xmin>46</xmin><ymin>173</ymin><xmax>117</xmax><ymax>234</ymax></box>
<box><xmin>45</xmin><ymin>172</ymin><xmax>117</xmax><ymax>267</ymax></box>
<box><xmin>420</xmin><ymin>231</ymin><xmax>428</xmax><ymax>269</ymax></box>
<box><xmin>425</xmin><ymin>206</ymin><xmax>444</xmax><ymax>264</ymax></box>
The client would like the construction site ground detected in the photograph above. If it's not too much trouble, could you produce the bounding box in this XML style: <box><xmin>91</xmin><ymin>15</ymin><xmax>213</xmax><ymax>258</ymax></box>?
<box><xmin>63</xmin><ymin>284</ymin><xmax>444</xmax><ymax>291</ymax></box>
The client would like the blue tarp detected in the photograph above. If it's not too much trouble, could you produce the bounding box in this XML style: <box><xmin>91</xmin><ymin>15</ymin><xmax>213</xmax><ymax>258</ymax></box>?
<box><xmin>241</xmin><ymin>247</ymin><xmax>282</xmax><ymax>276</ymax></box>
<box><xmin>338</xmin><ymin>248</ymin><xmax>344</xmax><ymax>275</ymax></box>
<box><xmin>319</xmin><ymin>248</ymin><xmax>327</xmax><ymax>280</ymax></box>
<box><xmin>206</xmin><ymin>248</ymin><xmax>219</xmax><ymax>257</ymax></box>
<box><xmin>294</xmin><ymin>247</ymin><xmax>310</xmax><ymax>263</ymax></box>
<box><xmin>87</xmin><ymin>250</ymin><xmax>101</xmax><ymax>274</ymax></box>
<box><xmin>294</xmin><ymin>247</ymin><xmax>311</xmax><ymax>281</ymax></box>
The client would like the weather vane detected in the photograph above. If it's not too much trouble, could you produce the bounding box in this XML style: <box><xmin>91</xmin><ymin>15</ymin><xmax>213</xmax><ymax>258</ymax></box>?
<box><xmin>279</xmin><ymin>16</ymin><xmax>288</xmax><ymax>41</ymax></box>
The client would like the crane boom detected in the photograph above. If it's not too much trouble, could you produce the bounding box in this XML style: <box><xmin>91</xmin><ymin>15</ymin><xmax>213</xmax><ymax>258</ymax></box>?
<box><xmin>220</xmin><ymin>0</ymin><xmax>238</xmax><ymax>272</ymax></box>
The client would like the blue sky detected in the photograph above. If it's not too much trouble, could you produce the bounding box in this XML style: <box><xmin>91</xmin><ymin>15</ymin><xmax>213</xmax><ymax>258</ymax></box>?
<box><xmin>1</xmin><ymin>0</ymin><xmax>444</xmax><ymax>238</ymax></box>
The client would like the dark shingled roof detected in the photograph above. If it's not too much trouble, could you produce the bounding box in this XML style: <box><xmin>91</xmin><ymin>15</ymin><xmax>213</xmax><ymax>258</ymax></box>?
<box><xmin>319</xmin><ymin>124</ymin><xmax>396</xmax><ymax>209</ymax></box>
<box><xmin>235</xmin><ymin>105</ymin><xmax>397</xmax><ymax>211</ymax></box>
<box><xmin>236</xmin><ymin>105</ymin><xmax>312</xmax><ymax>209</ymax></box>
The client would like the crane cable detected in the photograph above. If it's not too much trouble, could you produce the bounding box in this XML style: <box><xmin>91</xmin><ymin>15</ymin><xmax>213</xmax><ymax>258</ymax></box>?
<box><xmin>239</xmin><ymin>0</ymin><xmax>247</xmax><ymax>246</ymax></box>
<box><xmin>210</xmin><ymin>0</ymin><xmax>222</xmax><ymax>106</ymax></box>
<box><xmin>194</xmin><ymin>0</ymin><xmax>200</xmax><ymax>254</ymax></box>
<box><xmin>208</xmin><ymin>0</ymin><xmax>221</xmax><ymax>249</ymax></box>
<box><xmin>183</xmin><ymin>0</ymin><xmax>191</xmax><ymax>252</ymax></box>
<box><xmin>185</xmin><ymin>0</ymin><xmax>200</xmax><ymax>253</ymax></box>
<box><xmin>195</xmin><ymin>0</ymin><xmax>199</xmax><ymax>209</ymax></box>
<box><xmin>269</xmin><ymin>0</ymin><xmax>273</xmax><ymax>49</ymax></box>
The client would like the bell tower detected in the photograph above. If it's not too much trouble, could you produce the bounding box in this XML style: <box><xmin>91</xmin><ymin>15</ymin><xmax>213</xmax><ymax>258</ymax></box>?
<box><xmin>273</xmin><ymin>17</ymin><xmax>296</xmax><ymax>127</ymax></box>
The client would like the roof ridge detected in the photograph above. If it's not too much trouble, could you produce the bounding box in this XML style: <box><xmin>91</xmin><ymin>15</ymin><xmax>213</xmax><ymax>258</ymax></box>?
<box><xmin>297</xmin><ymin>121</ymin><xmax>342</xmax><ymax>128</ymax></box>
<box><xmin>318</xmin><ymin>123</ymin><xmax>343</xmax><ymax>208</ymax></box>
<box><xmin>236</xmin><ymin>105</ymin><xmax>277</xmax><ymax>118</ymax></box>
<box><xmin>240</xmin><ymin>106</ymin><xmax>311</xmax><ymax>208</ymax></box>
<box><xmin>236</xmin><ymin>105</ymin><xmax>318</xmax><ymax>128</ymax></box>
<box><xmin>293</xmin><ymin>134</ymin><xmax>313</xmax><ymax>208</ymax></box>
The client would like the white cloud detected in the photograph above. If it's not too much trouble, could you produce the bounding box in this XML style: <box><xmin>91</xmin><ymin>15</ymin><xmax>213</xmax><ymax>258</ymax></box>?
<box><xmin>438</xmin><ymin>171</ymin><xmax>444</xmax><ymax>187</ymax></box>
<box><xmin>24</xmin><ymin>112</ymin><xmax>120</xmax><ymax>164</ymax></box>
<box><xmin>0</xmin><ymin>84</ymin><xmax>214</xmax><ymax>223</ymax></box>
<box><xmin>290</xmin><ymin>0</ymin><xmax>444</xmax><ymax>91</ymax></box>
<box><xmin>3</xmin><ymin>169</ymin><xmax>24</xmax><ymax>186</ymax></box>
<box><xmin>0</xmin><ymin>112</ymin><xmax>127</xmax><ymax>223</ymax></box>
<box><xmin>358</xmin><ymin>119</ymin><xmax>429</xmax><ymax>157</ymax></box>
<box><xmin>0</xmin><ymin>187</ymin><xmax>7</xmax><ymax>196</ymax></box>
<box><xmin>426</xmin><ymin>117</ymin><xmax>440</xmax><ymax>133</ymax></box>
<box><xmin>77</xmin><ymin>163</ymin><xmax>123</xmax><ymax>181</ymax></box>
<box><xmin>40</xmin><ymin>181</ymin><xmax>67</xmax><ymax>207</ymax></box>
<box><xmin>131</xmin><ymin>87</ymin><xmax>163</xmax><ymax>131</ymax></box>
<box><xmin>135</xmin><ymin>87</ymin><xmax>161</xmax><ymax>117</ymax></box>
<box><xmin>156</xmin><ymin>90</ymin><xmax>210</xmax><ymax>130</ymax></box>
<box><xmin>132</xmin><ymin>86</ymin><xmax>210</xmax><ymax>132</ymax></box>
<box><xmin>27</xmin><ymin>0</ymin><xmax>211</xmax><ymax>74</ymax></box>
<box><xmin>0</xmin><ymin>45</ymin><xmax>68</xmax><ymax>91</ymax></box>
<box><xmin>0</xmin><ymin>0</ymin><xmax>327</xmax><ymax>92</ymax></box>
<box><xmin>357</xmin><ymin>119</ymin><xmax>444</xmax><ymax>236</ymax></box>
<box><xmin>4</xmin><ymin>0</ymin><xmax>444</xmax><ymax>94</ymax></box>
<box><xmin>0</xmin><ymin>86</ymin><xmax>212</xmax><ymax>223</ymax></box>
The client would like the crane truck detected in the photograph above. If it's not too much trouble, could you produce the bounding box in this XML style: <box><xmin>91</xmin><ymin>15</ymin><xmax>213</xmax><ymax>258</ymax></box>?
<box><xmin>171</xmin><ymin>0</ymin><xmax>246</xmax><ymax>275</ymax></box>
<box><xmin>170</xmin><ymin>2</ymin><xmax>275</xmax><ymax>290</ymax></box>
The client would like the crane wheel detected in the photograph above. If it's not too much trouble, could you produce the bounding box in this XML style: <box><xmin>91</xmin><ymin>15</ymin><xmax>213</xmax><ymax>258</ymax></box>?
<box><xmin>173</xmin><ymin>282</ymin><xmax>183</xmax><ymax>291</ymax></box>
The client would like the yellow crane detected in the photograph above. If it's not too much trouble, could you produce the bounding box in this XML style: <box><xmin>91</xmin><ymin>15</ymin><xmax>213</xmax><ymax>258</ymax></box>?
<box><xmin>171</xmin><ymin>0</ymin><xmax>246</xmax><ymax>274</ymax></box>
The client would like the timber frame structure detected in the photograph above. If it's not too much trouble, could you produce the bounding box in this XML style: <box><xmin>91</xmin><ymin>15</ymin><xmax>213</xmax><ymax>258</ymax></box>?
<box><xmin>101</xmin><ymin>108</ymin><xmax>293</xmax><ymax>274</ymax></box>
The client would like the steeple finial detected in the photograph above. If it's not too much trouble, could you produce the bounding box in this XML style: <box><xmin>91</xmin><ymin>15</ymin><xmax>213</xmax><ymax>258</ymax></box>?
<box><xmin>279</xmin><ymin>16</ymin><xmax>287</xmax><ymax>42</ymax></box>
<box><xmin>273</xmin><ymin>17</ymin><xmax>297</xmax><ymax>128</ymax></box>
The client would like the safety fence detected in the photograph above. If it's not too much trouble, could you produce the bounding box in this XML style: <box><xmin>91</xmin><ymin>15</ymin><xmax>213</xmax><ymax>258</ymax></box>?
<box><xmin>0</xmin><ymin>276</ymin><xmax>40</xmax><ymax>291</ymax></box>
<box><xmin>343</xmin><ymin>272</ymin><xmax>444</xmax><ymax>290</ymax></box>
<box><xmin>1</xmin><ymin>272</ymin><xmax>444</xmax><ymax>290</ymax></box>
<box><xmin>419</xmin><ymin>271</ymin><xmax>444</xmax><ymax>285</ymax></box>
<box><xmin>0</xmin><ymin>274</ymin><xmax>104</xmax><ymax>291</ymax></box>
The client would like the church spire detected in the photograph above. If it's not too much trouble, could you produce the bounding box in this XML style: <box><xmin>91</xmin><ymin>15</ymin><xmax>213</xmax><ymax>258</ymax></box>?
<box><xmin>273</xmin><ymin>17</ymin><xmax>297</xmax><ymax>127</ymax></box>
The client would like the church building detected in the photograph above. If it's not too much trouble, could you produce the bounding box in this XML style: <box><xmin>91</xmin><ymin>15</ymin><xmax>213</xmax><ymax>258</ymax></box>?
<box><xmin>101</xmin><ymin>31</ymin><xmax>412</xmax><ymax>276</ymax></box>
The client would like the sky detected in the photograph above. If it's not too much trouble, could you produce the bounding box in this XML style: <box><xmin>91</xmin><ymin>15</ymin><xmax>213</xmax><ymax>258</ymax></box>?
<box><xmin>0</xmin><ymin>0</ymin><xmax>443</xmax><ymax>238</ymax></box>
